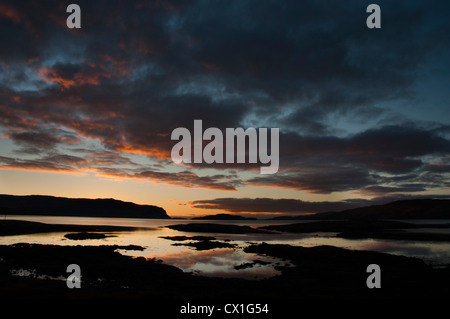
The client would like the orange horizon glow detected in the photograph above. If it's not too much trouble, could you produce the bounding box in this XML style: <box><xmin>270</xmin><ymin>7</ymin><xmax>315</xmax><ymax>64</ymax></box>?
<box><xmin>0</xmin><ymin>164</ymin><xmax>336</xmax><ymax>218</ymax></box>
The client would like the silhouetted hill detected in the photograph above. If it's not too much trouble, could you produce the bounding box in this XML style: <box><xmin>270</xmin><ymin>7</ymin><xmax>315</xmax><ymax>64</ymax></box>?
<box><xmin>0</xmin><ymin>194</ymin><xmax>170</xmax><ymax>219</ymax></box>
<box><xmin>270</xmin><ymin>199</ymin><xmax>450</xmax><ymax>220</ymax></box>
<box><xmin>192</xmin><ymin>213</ymin><xmax>257</xmax><ymax>220</ymax></box>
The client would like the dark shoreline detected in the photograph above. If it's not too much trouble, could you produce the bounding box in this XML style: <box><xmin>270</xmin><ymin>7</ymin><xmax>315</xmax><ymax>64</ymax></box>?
<box><xmin>260</xmin><ymin>220</ymin><xmax>450</xmax><ymax>241</ymax></box>
<box><xmin>1</xmin><ymin>219</ymin><xmax>449</xmax><ymax>302</ymax></box>
<box><xmin>0</xmin><ymin>219</ymin><xmax>143</xmax><ymax>236</ymax></box>
<box><xmin>3</xmin><ymin>219</ymin><xmax>450</xmax><ymax>241</ymax></box>
<box><xmin>1</xmin><ymin>242</ymin><xmax>449</xmax><ymax>301</ymax></box>
<box><xmin>166</xmin><ymin>223</ymin><xmax>272</xmax><ymax>234</ymax></box>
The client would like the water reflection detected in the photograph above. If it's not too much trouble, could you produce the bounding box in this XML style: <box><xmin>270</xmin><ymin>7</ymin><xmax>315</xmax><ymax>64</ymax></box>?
<box><xmin>357</xmin><ymin>240</ymin><xmax>450</xmax><ymax>265</ymax></box>
<box><xmin>292</xmin><ymin>236</ymin><xmax>450</xmax><ymax>265</ymax></box>
<box><xmin>2</xmin><ymin>215</ymin><xmax>450</xmax><ymax>279</ymax></box>
<box><xmin>148</xmin><ymin>248</ymin><xmax>284</xmax><ymax>279</ymax></box>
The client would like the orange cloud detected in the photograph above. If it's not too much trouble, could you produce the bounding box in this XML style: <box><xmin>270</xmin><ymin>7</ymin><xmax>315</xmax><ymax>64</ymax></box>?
<box><xmin>116</xmin><ymin>144</ymin><xmax>171</xmax><ymax>159</ymax></box>
<box><xmin>38</xmin><ymin>67</ymin><xmax>76</xmax><ymax>89</ymax></box>
<box><xmin>98</xmin><ymin>169</ymin><xmax>240</xmax><ymax>191</ymax></box>
<box><xmin>0</xmin><ymin>164</ymin><xmax>84</xmax><ymax>176</ymax></box>
<box><xmin>0</xmin><ymin>3</ymin><xmax>22</xmax><ymax>24</ymax></box>
<box><xmin>38</xmin><ymin>65</ymin><xmax>112</xmax><ymax>89</ymax></box>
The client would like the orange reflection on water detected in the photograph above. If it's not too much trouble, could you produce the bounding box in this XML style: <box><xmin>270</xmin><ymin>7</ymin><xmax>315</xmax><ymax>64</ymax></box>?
<box><xmin>147</xmin><ymin>247</ymin><xmax>284</xmax><ymax>279</ymax></box>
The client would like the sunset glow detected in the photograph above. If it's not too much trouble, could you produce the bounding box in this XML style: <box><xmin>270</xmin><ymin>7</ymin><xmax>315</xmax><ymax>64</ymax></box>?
<box><xmin>1</xmin><ymin>0</ymin><xmax>449</xmax><ymax>218</ymax></box>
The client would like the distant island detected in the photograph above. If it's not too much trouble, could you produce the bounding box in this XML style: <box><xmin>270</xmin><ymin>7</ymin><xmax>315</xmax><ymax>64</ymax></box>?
<box><xmin>1</xmin><ymin>195</ymin><xmax>449</xmax><ymax>221</ymax></box>
<box><xmin>0</xmin><ymin>194</ymin><xmax>170</xmax><ymax>219</ymax></box>
<box><xmin>270</xmin><ymin>199</ymin><xmax>450</xmax><ymax>220</ymax></box>
<box><xmin>192</xmin><ymin>213</ymin><xmax>257</xmax><ymax>220</ymax></box>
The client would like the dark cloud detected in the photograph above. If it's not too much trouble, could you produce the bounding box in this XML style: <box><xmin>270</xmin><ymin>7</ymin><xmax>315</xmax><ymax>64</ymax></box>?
<box><xmin>189</xmin><ymin>194</ymin><xmax>450</xmax><ymax>215</ymax></box>
<box><xmin>93</xmin><ymin>167</ymin><xmax>242</xmax><ymax>191</ymax></box>
<box><xmin>189</xmin><ymin>197</ymin><xmax>374</xmax><ymax>214</ymax></box>
<box><xmin>6</xmin><ymin>131</ymin><xmax>62</xmax><ymax>149</ymax></box>
<box><xmin>136</xmin><ymin>170</ymin><xmax>241</xmax><ymax>191</ymax></box>
<box><xmin>0</xmin><ymin>0</ymin><xmax>449</xmax><ymax>196</ymax></box>
<box><xmin>244</xmin><ymin>124</ymin><xmax>450</xmax><ymax>194</ymax></box>
<box><xmin>279</xmin><ymin>124</ymin><xmax>450</xmax><ymax>172</ymax></box>
<box><xmin>0</xmin><ymin>151</ymin><xmax>242</xmax><ymax>191</ymax></box>
<box><xmin>0</xmin><ymin>154</ymin><xmax>77</xmax><ymax>172</ymax></box>
<box><xmin>248</xmin><ymin>167</ymin><xmax>376</xmax><ymax>194</ymax></box>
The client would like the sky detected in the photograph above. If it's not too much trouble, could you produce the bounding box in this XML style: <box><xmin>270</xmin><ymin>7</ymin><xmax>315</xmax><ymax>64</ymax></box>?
<box><xmin>0</xmin><ymin>0</ymin><xmax>449</xmax><ymax>218</ymax></box>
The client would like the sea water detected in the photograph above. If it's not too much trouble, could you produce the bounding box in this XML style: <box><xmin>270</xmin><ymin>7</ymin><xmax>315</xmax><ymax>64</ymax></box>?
<box><xmin>1</xmin><ymin>215</ymin><xmax>449</xmax><ymax>278</ymax></box>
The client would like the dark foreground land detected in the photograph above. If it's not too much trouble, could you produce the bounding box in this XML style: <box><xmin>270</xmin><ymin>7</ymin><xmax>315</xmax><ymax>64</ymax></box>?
<box><xmin>1</xmin><ymin>219</ymin><xmax>450</xmax><ymax>315</ymax></box>
<box><xmin>1</xmin><ymin>242</ymin><xmax>449</xmax><ymax>301</ymax></box>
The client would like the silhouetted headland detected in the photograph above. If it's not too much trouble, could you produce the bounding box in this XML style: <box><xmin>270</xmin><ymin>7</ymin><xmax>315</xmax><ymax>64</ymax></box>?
<box><xmin>0</xmin><ymin>194</ymin><xmax>169</xmax><ymax>219</ymax></box>
<box><xmin>270</xmin><ymin>198</ymin><xmax>450</xmax><ymax>220</ymax></box>
<box><xmin>167</xmin><ymin>223</ymin><xmax>272</xmax><ymax>234</ymax></box>
<box><xmin>260</xmin><ymin>220</ymin><xmax>450</xmax><ymax>241</ymax></box>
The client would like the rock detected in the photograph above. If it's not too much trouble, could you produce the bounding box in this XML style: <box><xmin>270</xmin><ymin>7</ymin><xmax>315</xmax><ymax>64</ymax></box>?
<box><xmin>64</xmin><ymin>232</ymin><xmax>110</xmax><ymax>240</ymax></box>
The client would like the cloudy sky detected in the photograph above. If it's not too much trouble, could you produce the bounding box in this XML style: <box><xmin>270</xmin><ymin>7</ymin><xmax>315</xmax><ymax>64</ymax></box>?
<box><xmin>0</xmin><ymin>0</ymin><xmax>449</xmax><ymax>217</ymax></box>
